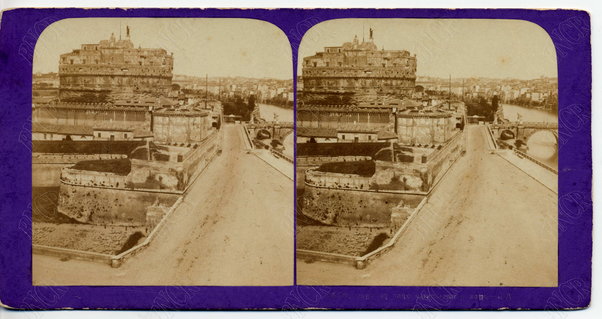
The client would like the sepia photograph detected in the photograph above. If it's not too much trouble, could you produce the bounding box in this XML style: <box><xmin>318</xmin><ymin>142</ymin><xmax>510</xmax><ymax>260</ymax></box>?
<box><xmin>295</xmin><ymin>19</ymin><xmax>559</xmax><ymax>286</ymax></box>
<box><xmin>0</xmin><ymin>6</ymin><xmax>593</xmax><ymax>311</ymax></box>
<box><xmin>31</xmin><ymin>18</ymin><xmax>294</xmax><ymax>286</ymax></box>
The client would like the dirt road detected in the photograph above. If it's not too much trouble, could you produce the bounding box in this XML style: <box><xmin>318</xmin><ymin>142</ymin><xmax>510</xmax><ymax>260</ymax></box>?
<box><xmin>297</xmin><ymin>125</ymin><xmax>557</xmax><ymax>286</ymax></box>
<box><xmin>33</xmin><ymin>124</ymin><xmax>294</xmax><ymax>286</ymax></box>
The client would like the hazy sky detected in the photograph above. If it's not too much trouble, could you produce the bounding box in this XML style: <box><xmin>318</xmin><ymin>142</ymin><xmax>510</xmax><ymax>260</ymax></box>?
<box><xmin>299</xmin><ymin>19</ymin><xmax>557</xmax><ymax>80</ymax></box>
<box><xmin>34</xmin><ymin>18</ymin><xmax>292</xmax><ymax>79</ymax></box>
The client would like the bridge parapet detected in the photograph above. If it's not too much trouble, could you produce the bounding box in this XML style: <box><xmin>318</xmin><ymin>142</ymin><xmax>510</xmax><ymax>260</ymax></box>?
<box><xmin>247</xmin><ymin>121</ymin><xmax>294</xmax><ymax>129</ymax></box>
<box><xmin>492</xmin><ymin>122</ymin><xmax>558</xmax><ymax>129</ymax></box>
<box><xmin>490</xmin><ymin>121</ymin><xmax>559</xmax><ymax>147</ymax></box>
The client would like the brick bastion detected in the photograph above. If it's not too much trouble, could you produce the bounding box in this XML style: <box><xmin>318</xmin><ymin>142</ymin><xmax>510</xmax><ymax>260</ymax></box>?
<box><xmin>56</xmin><ymin>132</ymin><xmax>219</xmax><ymax>226</ymax></box>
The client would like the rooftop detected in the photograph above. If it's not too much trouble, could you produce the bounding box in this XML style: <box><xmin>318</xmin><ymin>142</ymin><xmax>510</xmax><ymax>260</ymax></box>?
<box><xmin>298</xmin><ymin>104</ymin><xmax>392</xmax><ymax>112</ymax></box>
<box><xmin>297</xmin><ymin>127</ymin><xmax>338</xmax><ymax>138</ymax></box>
<box><xmin>32</xmin><ymin>123</ymin><xmax>93</xmax><ymax>136</ymax></box>
<box><xmin>154</xmin><ymin>106</ymin><xmax>210</xmax><ymax>116</ymax></box>
<box><xmin>396</xmin><ymin>107</ymin><xmax>453</xmax><ymax>118</ymax></box>
<box><xmin>35</xmin><ymin>102</ymin><xmax>152</xmax><ymax>112</ymax></box>
<box><xmin>32</xmin><ymin>140</ymin><xmax>145</xmax><ymax>155</ymax></box>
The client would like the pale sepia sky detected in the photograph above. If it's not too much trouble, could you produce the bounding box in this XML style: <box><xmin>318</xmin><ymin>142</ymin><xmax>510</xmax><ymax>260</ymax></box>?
<box><xmin>299</xmin><ymin>19</ymin><xmax>558</xmax><ymax>80</ymax></box>
<box><xmin>34</xmin><ymin>18</ymin><xmax>292</xmax><ymax>79</ymax></box>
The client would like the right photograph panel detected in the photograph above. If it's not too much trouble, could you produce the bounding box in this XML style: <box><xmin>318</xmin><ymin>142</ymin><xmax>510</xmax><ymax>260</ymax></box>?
<box><xmin>296</xmin><ymin>19</ymin><xmax>558</xmax><ymax>286</ymax></box>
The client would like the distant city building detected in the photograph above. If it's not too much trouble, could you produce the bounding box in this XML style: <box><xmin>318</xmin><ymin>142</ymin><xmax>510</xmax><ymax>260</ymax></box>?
<box><xmin>302</xmin><ymin>32</ymin><xmax>417</xmax><ymax>102</ymax></box>
<box><xmin>58</xmin><ymin>29</ymin><xmax>174</xmax><ymax>102</ymax></box>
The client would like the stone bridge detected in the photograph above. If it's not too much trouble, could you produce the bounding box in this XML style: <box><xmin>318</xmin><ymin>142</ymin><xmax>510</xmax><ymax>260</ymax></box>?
<box><xmin>245</xmin><ymin>122</ymin><xmax>294</xmax><ymax>141</ymax></box>
<box><xmin>491</xmin><ymin>122</ymin><xmax>558</xmax><ymax>144</ymax></box>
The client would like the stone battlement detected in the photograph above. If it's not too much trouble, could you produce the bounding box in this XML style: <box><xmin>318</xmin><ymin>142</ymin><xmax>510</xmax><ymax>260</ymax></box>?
<box><xmin>303</xmin><ymin>67</ymin><xmax>417</xmax><ymax>79</ymax></box>
<box><xmin>33</xmin><ymin>153</ymin><xmax>126</xmax><ymax>164</ymax></box>
<box><xmin>60</xmin><ymin>166</ymin><xmax>128</xmax><ymax>189</ymax></box>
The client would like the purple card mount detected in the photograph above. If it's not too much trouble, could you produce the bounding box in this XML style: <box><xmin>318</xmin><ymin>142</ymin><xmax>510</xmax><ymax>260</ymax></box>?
<box><xmin>0</xmin><ymin>8</ymin><xmax>592</xmax><ymax>310</ymax></box>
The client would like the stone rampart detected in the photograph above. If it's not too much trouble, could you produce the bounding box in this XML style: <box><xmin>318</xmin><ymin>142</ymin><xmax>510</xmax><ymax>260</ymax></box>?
<box><xmin>60</xmin><ymin>167</ymin><xmax>128</xmax><ymax>189</ymax></box>
<box><xmin>301</xmin><ymin>131</ymin><xmax>465</xmax><ymax>226</ymax></box>
<box><xmin>301</xmin><ymin>186</ymin><xmax>424</xmax><ymax>227</ymax></box>
<box><xmin>54</xmin><ymin>132</ymin><xmax>219</xmax><ymax>225</ymax></box>
<box><xmin>57</xmin><ymin>182</ymin><xmax>179</xmax><ymax>225</ymax></box>
<box><xmin>297</xmin><ymin>155</ymin><xmax>371</xmax><ymax>167</ymax></box>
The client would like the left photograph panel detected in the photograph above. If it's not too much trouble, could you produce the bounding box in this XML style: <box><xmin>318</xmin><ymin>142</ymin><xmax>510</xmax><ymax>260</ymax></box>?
<box><xmin>31</xmin><ymin>18</ymin><xmax>294</xmax><ymax>286</ymax></box>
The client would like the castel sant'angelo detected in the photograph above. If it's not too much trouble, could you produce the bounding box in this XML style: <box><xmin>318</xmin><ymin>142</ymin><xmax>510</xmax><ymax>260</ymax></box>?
<box><xmin>301</xmin><ymin>30</ymin><xmax>417</xmax><ymax>104</ymax></box>
<box><xmin>58</xmin><ymin>28</ymin><xmax>174</xmax><ymax>102</ymax></box>
<box><xmin>32</xmin><ymin>29</ymin><xmax>219</xmax><ymax>230</ymax></box>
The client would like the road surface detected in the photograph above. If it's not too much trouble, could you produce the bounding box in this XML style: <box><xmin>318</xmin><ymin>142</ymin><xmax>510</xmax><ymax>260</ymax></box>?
<box><xmin>33</xmin><ymin>124</ymin><xmax>294</xmax><ymax>286</ymax></box>
<box><xmin>297</xmin><ymin>125</ymin><xmax>558</xmax><ymax>286</ymax></box>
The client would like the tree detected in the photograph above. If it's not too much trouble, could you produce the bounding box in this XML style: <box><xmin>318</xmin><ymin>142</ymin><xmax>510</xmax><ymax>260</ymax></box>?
<box><xmin>492</xmin><ymin>95</ymin><xmax>499</xmax><ymax>112</ymax></box>
<box><xmin>466</xmin><ymin>97</ymin><xmax>495</xmax><ymax>122</ymax></box>
<box><xmin>247</xmin><ymin>95</ymin><xmax>256</xmax><ymax>113</ymax></box>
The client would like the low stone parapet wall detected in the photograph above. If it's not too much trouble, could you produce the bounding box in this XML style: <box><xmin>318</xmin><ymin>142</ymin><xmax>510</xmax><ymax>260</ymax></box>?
<box><xmin>181</xmin><ymin>133</ymin><xmax>219</xmax><ymax>185</ymax></box>
<box><xmin>305</xmin><ymin>169</ymin><xmax>372</xmax><ymax>190</ymax></box>
<box><xmin>427</xmin><ymin>130</ymin><xmax>465</xmax><ymax>188</ymax></box>
<box><xmin>33</xmin><ymin>244</ymin><xmax>114</xmax><ymax>265</ymax></box>
<box><xmin>271</xmin><ymin>149</ymin><xmax>293</xmax><ymax>163</ymax></box>
<box><xmin>60</xmin><ymin>167</ymin><xmax>128</xmax><ymax>189</ymax></box>
<box><xmin>33</xmin><ymin>153</ymin><xmax>127</xmax><ymax>164</ymax></box>
<box><xmin>33</xmin><ymin>153</ymin><xmax>128</xmax><ymax>187</ymax></box>
<box><xmin>485</xmin><ymin>124</ymin><xmax>499</xmax><ymax>149</ymax></box>
<box><xmin>514</xmin><ymin>149</ymin><xmax>558</xmax><ymax>174</ymax></box>
<box><xmin>297</xmin><ymin>155</ymin><xmax>371</xmax><ymax>166</ymax></box>
<box><xmin>297</xmin><ymin>249</ymin><xmax>357</xmax><ymax>266</ymax></box>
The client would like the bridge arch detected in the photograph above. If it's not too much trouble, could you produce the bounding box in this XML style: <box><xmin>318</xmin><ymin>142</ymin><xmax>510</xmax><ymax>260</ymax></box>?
<box><xmin>524</xmin><ymin>128</ymin><xmax>558</xmax><ymax>146</ymax></box>
<box><xmin>278</xmin><ymin>128</ymin><xmax>294</xmax><ymax>141</ymax></box>
<box><xmin>256</xmin><ymin>129</ymin><xmax>272</xmax><ymax>140</ymax></box>
<box><xmin>492</xmin><ymin>122</ymin><xmax>559</xmax><ymax>148</ymax></box>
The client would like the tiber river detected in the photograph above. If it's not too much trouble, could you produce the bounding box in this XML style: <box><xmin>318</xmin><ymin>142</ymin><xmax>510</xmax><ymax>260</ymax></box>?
<box><xmin>501</xmin><ymin>103</ymin><xmax>558</xmax><ymax>169</ymax></box>
<box><xmin>257</xmin><ymin>102</ymin><xmax>559</xmax><ymax>169</ymax></box>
